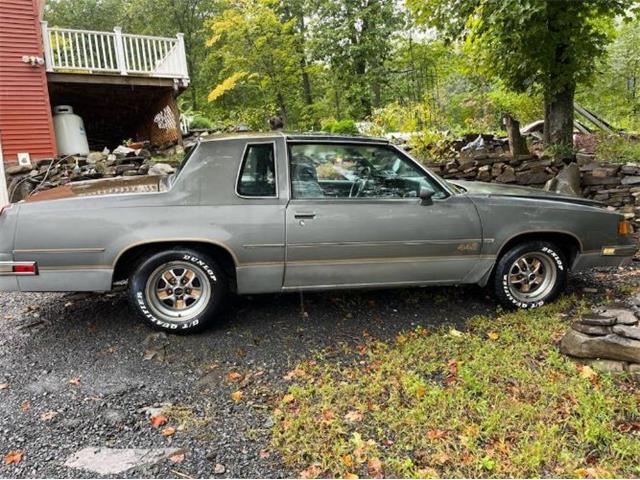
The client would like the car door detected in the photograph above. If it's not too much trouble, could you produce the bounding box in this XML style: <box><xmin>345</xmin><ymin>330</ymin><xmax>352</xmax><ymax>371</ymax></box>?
<box><xmin>283</xmin><ymin>141</ymin><xmax>484</xmax><ymax>289</ymax></box>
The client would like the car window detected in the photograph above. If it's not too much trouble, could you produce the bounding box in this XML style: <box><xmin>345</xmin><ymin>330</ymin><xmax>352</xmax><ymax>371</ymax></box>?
<box><xmin>289</xmin><ymin>143</ymin><xmax>446</xmax><ymax>200</ymax></box>
<box><xmin>237</xmin><ymin>143</ymin><xmax>277</xmax><ymax>197</ymax></box>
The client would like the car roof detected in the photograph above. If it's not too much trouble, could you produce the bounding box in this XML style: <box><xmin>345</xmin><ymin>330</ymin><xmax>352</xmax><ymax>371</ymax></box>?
<box><xmin>198</xmin><ymin>131</ymin><xmax>389</xmax><ymax>144</ymax></box>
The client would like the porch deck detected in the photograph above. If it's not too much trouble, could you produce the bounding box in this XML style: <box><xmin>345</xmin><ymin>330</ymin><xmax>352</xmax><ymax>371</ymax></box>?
<box><xmin>41</xmin><ymin>23</ymin><xmax>189</xmax><ymax>87</ymax></box>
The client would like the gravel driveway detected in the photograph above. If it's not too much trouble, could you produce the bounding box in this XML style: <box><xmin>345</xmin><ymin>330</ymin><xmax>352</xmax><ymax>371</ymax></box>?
<box><xmin>0</xmin><ymin>268</ymin><xmax>630</xmax><ymax>478</ymax></box>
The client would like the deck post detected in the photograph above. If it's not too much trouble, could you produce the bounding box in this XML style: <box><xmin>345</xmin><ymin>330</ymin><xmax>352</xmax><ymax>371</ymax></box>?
<box><xmin>40</xmin><ymin>21</ymin><xmax>53</xmax><ymax>71</ymax></box>
<box><xmin>113</xmin><ymin>27</ymin><xmax>128</xmax><ymax>76</ymax></box>
<box><xmin>176</xmin><ymin>33</ymin><xmax>188</xmax><ymax>80</ymax></box>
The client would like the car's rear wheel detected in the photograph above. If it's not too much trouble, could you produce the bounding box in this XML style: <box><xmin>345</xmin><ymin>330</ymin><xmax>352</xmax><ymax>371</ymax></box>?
<box><xmin>493</xmin><ymin>240</ymin><xmax>567</xmax><ymax>309</ymax></box>
<box><xmin>129</xmin><ymin>248</ymin><xmax>226</xmax><ymax>333</ymax></box>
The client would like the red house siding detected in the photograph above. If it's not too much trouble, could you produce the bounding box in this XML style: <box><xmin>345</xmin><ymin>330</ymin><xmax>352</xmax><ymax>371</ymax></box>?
<box><xmin>0</xmin><ymin>0</ymin><xmax>56</xmax><ymax>163</ymax></box>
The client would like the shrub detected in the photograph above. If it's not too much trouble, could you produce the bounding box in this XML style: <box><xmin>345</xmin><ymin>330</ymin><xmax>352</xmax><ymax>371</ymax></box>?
<box><xmin>321</xmin><ymin>119</ymin><xmax>359</xmax><ymax>135</ymax></box>
<box><xmin>595</xmin><ymin>134</ymin><xmax>640</xmax><ymax>163</ymax></box>
<box><xmin>189</xmin><ymin>115</ymin><xmax>214</xmax><ymax>130</ymax></box>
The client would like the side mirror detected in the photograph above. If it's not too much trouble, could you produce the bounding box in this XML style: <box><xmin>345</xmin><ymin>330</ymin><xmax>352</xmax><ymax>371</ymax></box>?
<box><xmin>419</xmin><ymin>186</ymin><xmax>435</xmax><ymax>205</ymax></box>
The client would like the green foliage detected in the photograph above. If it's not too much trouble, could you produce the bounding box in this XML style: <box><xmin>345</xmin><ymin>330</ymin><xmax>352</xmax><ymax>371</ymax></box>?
<box><xmin>320</xmin><ymin>119</ymin><xmax>359</xmax><ymax>135</ymax></box>
<box><xmin>272</xmin><ymin>296</ymin><xmax>640</xmax><ymax>478</ymax></box>
<box><xmin>189</xmin><ymin>115</ymin><xmax>214</xmax><ymax>130</ymax></box>
<box><xmin>595</xmin><ymin>134</ymin><xmax>640</xmax><ymax>163</ymax></box>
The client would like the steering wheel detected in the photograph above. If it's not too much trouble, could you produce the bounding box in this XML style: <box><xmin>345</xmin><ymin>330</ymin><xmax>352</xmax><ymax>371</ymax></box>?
<box><xmin>349</xmin><ymin>165</ymin><xmax>373</xmax><ymax>198</ymax></box>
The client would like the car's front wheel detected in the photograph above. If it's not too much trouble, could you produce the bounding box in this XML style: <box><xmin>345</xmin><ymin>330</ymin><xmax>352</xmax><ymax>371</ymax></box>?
<box><xmin>493</xmin><ymin>240</ymin><xmax>567</xmax><ymax>309</ymax></box>
<box><xmin>129</xmin><ymin>248</ymin><xmax>226</xmax><ymax>333</ymax></box>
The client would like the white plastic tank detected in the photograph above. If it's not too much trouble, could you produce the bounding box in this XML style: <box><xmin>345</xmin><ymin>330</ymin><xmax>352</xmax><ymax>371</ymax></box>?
<box><xmin>52</xmin><ymin>105</ymin><xmax>89</xmax><ymax>156</ymax></box>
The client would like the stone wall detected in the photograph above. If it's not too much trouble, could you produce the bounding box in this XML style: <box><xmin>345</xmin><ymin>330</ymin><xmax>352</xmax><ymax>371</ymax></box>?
<box><xmin>422</xmin><ymin>136</ymin><xmax>640</xmax><ymax>229</ymax></box>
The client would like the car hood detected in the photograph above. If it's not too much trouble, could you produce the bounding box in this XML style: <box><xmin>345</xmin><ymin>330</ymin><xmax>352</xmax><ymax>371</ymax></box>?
<box><xmin>24</xmin><ymin>175</ymin><xmax>167</xmax><ymax>203</ymax></box>
<box><xmin>450</xmin><ymin>180</ymin><xmax>604</xmax><ymax>208</ymax></box>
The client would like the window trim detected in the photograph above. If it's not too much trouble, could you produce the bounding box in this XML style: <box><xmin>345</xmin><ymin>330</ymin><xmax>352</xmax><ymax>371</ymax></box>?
<box><xmin>235</xmin><ymin>141</ymin><xmax>278</xmax><ymax>199</ymax></box>
<box><xmin>286</xmin><ymin>141</ymin><xmax>452</xmax><ymax>201</ymax></box>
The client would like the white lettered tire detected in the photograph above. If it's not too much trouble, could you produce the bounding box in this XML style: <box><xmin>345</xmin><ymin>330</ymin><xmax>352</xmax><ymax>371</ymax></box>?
<box><xmin>493</xmin><ymin>241</ymin><xmax>567</xmax><ymax>309</ymax></box>
<box><xmin>129</xmin><ymin>248</ymin><xmax>226</xmax><ymax>333</ymax></box>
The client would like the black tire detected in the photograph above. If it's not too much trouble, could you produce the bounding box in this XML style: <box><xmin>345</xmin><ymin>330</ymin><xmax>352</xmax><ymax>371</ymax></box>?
<box><xmin>128</xmin><ymin>248</ymin><xmax>226</xmax><ymax>333</ymax></box>
<box><xmin>493</xmin><ymin>240</ymin><xmax>567</xmax><ymax>309</ymax></box>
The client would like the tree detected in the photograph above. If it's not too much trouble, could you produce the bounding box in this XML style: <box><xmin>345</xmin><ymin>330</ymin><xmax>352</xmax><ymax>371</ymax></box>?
<box><xmin>408</xmin><ymin>0</ymin><xmax>633</xmax><ymax>146</ymax></box>
<box><xmin>308</xmin><ymin>0</ymin><xmax>403</xmax><ymax>119</ymax></box>
<box><xmin>204</xmin><ymin>0</ymin><xmax>307</xmax><ymax>128</ymax></box>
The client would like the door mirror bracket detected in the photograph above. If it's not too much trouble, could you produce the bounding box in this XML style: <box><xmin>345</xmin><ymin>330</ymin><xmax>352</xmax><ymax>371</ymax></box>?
<box><xmin>419</xmin><ymin>187</ymin><xmax>435</xmax><ymax>205</ymax></box>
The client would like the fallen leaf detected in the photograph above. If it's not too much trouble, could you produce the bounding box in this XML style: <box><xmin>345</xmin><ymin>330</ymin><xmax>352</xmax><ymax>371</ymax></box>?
<box><xmin>579</xmin><ymin>365</ymin><xmax>597</xmax><ymax>380</ymax></box>
<box><xmin>344</xmin><ymin>474</ymin><xmax>359</xmax><ymax>479</ymax></box>
<box><xmin>150</xmin><ymin>414</ymin><xmax>168</xmax><ymax>427</ymax></box>
<box><xmin>282</xmin><ymin>394</ymin><xmax>295</xmax><ymax>404</ymax></box>
<box><xmin>449</xmin><ymin>328</ymin><xmax>464</xmax><ymax>338</ymax></box>
<box><xmin>214</xmin><ymin>463</ymin><xmax>226</xmax><ymax>474</ymax></box>
<box><xmin>618</xmin><ymin>421</ymin><xmax>640</xmax><ymax>433</ymax></box>
<box><xmin>68</xmin><ymin>377</ymin><xmax>81</xmax><ymax>386</ymax></box>
<box><xmin>40</xmin><ymin>411</ymin><xmax>58</xmax><ymax>422</ymax></box>
<box><xmin>231</xmin><ymin>390</ymin><xmax>243</xmax><ymax>402</ymax></box>
<box><xmin>4</xmin><ymin>450</ymin><xmax>23</xmax><ymax>465</ymax></box>
<box><xmin>161</xmin><ymin>426</ymin><xmax>176</xmax><ymax>437</ymax></box>
<box><xmin>169</xmin><ymin>452</ymin><xmax>185</xmax><ymax>464</ymax></box>
<box><xmin>487</xmin><ymin>331</ymin><xmax>500</xmax><ymax>341</ymax></box>
<box><xmin>299</xmin><ymin>464</ymin><xmax>321</xmax><ymax>479</ymax></box>
<box><xmin>434</xmin><ymin>452</ymin><xmax>450</xmax><ymax>465</ymax></box>
<box><xmin>20</xmin><ymin>400</ymin><xmax>30</xmax><ymax>412</ymax></box>
<box><xmin>416</xmin><ymin>467</ymin><xmax>438</xmax><ymax>478</ymax></box>
<box><xmin>344</xmin><ymin>410</ymin><xmax>364</xmax><ymax>423</ymax></box>
<box><xmin>0</xmin><ymin>383</ymin><xmax>8</xmax><ymax>390</ymax></box>
<box><xmin>342</xmin><ymin>454</ymin><xmax>354</xmax><ymax>467</ymax></box>
<box><xmin>284</xmin><ymin>368</ymin><xmax>307</xmax><ymax>380</ymax></box>
<box><xmin>427</xmin><ymin>429</ymin><xmax>446</xmax><ymax>440</ymax></box>
<box><xmin>259</xmin><ymin>450</ymin><xmax>270</xmax><ymax>459</ymax></box>
<box><xmin>416</xmin><ymin>386</ymin><xmax>427</xmax><ymax>399</ymax></box>
<box><xmin>368</xmin><ymin>457</ymin><xmax>383</xmax><ymax>477</ymax></box>
<box><xmin>227</xmin><ymin>372</ymin><xmax>242</xmax><ymax>382</ymax></box>
<box><xmin>320</xmin><ymin>409</ymin><xmax>335</xmax><ymax>424</ymax></box>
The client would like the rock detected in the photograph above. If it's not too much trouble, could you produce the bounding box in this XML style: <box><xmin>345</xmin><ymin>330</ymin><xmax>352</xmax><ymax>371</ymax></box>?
<box><xmin>612</xmin><ymin>325</ymin><xmax>640</xmax><ymax>340</ymax></box>
<box><xmin>580</xmin><ymin>312</ymin><xmax>616</xmax><ymax>326</ymax></box>
<box><xmin>622</xmin><ymin>176</ymin><xmax>640</xmax><ymax>186</ymax></box>
<box><xmin>64</xmin><ymin>447</ymin><xmax>184</xmax><ymax>475</ymax></box>
<box><xmin>596</xmin><ymin>306</ymin><xmax>637</xmax><ymax>325</ymax></box>
<box><xmin>496</xmin><ymin>165</ymin><xmax>516</xmax><ymax>183</ymax></box>
<box><xmin>627</xmin><ymin>363</ymin><xmax>640</xmax><ymax>380</ymax></box>
<box><xmin>576</xmin><ymin>152</ymin><xmax>595</xmax><ymax>164</ymax></box>
<box><xmin>148</xmin><ymin>163</ymin><xmax>176</xmax><ymax>175</ymax></box>
<box><xmin>572</xmin><ymin>322</ymin><xmax>611</xmax><ymax>336</ymax></box>
<box><xmin>560</xmin><ymin>330</ymin><xmax>640</xmax><ymax>363</ymax></box>
<box><xmin>544</xmin><ymin>163</ymin><xmax>581</xmax><ymax>197</ymax></box>
<box><xmin>214</xmin><ymin>463</ymin><xmax>226</xmax><ymax>474</ymax></box>
<box><xmin>515</xmin><ymin>171</ymin><xmax>551</xmax><ymax>185</ymax></box>
<box><xmin>86</xmin><ymin>152</ymin><xmax>105</xmax><ymax>164</ymax></box>
<box><xmin>586</xmin><ymin>359</ymin><xmax>627</xmax><ymax>374</ymax></box>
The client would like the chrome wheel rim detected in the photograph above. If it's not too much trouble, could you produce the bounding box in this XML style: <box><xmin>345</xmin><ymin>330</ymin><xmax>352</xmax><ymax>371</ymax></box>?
<box><xmin>145</xmin><ymin>261</ymin><xmax>211</xmax><ymax>322</ymax></box>
<box><xmin>507</xmin><ymin>252</ymin><xmax>557</xmax><ymax>303</ymax></box>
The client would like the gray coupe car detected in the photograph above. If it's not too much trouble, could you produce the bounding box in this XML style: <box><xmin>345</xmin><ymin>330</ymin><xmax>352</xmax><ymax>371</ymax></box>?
<box><xmin>0</xmin><ymin>133</ymin><xmax>636</xmax><ymax>332</ymax></box>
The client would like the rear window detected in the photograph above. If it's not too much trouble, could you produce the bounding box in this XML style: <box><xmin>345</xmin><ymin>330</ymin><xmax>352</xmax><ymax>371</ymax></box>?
<box><xmin>237</xmin><ymin>143</ymin><xmax>277</xmax><ymax>197</ymax></box>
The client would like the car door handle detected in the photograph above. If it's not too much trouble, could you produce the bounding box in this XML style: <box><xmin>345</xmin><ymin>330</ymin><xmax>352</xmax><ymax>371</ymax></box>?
<box><xmin>294</xmin><ymin>212</ymin><xmax>316</xmax><ymax>219</ymax></box>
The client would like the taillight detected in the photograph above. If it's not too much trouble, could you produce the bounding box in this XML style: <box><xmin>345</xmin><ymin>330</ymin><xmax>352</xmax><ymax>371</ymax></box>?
<box><xmin>13</xmin><ymin>264</ymin><xmax>36</xmax><ymax>274</ymax></box>
<box><xmin>618</xmin><ymin>219</ymin><xmax>633</xmax><ymax>236</ymax></box>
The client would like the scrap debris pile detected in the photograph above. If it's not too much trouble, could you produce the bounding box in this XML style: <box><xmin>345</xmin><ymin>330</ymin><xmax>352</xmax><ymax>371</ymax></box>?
<box><xmin>5</xmin><ymin>134</ymin><xmax>201</xmax><ymax>202</ymax></box>
<box><xmin>422</xmin><ymin>133</ymin><xmax>640</xmax><ymax>230</ymax></box>
<box><xmin>561</xmin><ymin>300</ymin><xmax>640</xmax><ymax>378</ymax></box>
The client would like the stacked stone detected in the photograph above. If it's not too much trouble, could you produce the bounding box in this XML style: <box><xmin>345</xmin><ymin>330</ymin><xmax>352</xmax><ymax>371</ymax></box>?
<box><xmin>560</xmin><ymin>303</ymin><xmax>640</xmax><ymax>377</ymax></box>
<box><xmin>424</xmin><ymin>138</ymin><xmax>640</xmax><ymax>232</ymax></box>
<box><xmin>4</xmin><ymin>138</ymin><xmax>197</xmax><ymax>202</ymax></box>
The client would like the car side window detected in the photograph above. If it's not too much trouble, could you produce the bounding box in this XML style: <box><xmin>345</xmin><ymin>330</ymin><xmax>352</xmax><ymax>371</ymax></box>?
<box><xmin>289</xmin><ymin>143</ymin><xmax>446</xmax><ymax>200</ymax></box>
<box><xmin>237</xmin><ymin>143</ymin><xmax>277</xmax><ymax>197</ymax></box>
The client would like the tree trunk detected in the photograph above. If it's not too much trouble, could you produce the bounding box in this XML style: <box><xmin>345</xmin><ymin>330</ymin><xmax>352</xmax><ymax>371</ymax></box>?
<box><xmin>544</xmin><ymin>84</ymin><xmax>575</xmax><ymax>147</ymax></box>
<box><xmin>504</xmin><ymin>114</ymin><xmax>528</xmax><ymax>157</ymax></box>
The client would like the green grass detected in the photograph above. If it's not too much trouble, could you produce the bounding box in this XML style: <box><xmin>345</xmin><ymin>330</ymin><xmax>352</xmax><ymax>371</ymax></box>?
<box><xmin>271</xmin><ymin>297</ymin><xmax>640</xmax><ymax>478</ymax></box>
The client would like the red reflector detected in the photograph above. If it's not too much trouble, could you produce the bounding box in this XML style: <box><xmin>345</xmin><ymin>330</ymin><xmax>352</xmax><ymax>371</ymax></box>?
<box><xmin>13</xmin><ymin>264</ymin><xmax>35</xmax><ymax>274</ymax></box>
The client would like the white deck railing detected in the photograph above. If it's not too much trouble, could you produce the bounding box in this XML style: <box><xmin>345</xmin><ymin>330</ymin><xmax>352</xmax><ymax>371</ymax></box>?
<box><xmin>41</xmin><ymin>22</ymin><xmax>189</xmax><ymax>84</ymax></box>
